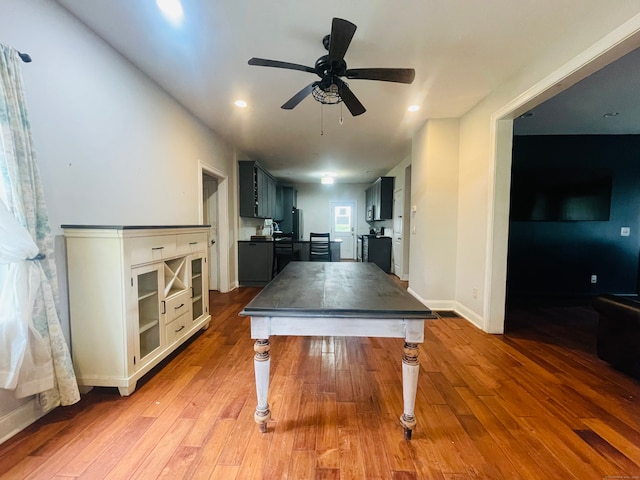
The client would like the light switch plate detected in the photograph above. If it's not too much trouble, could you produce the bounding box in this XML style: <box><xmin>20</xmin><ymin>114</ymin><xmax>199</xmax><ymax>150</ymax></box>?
<box><xmin>621</xmin><ymin>226</ymin><xmax>630</xmax><ymax>236</ymax></box>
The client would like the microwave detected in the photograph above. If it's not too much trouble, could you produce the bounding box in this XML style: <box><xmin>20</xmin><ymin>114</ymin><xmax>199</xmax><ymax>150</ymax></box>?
<box><xmin>366</xmin><ymin>205</ymin><xmax>375</xmax><ymax>221</ymax></box>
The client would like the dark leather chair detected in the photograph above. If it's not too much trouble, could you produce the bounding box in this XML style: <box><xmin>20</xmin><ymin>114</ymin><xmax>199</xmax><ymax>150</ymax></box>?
<box><xmin>309</xmin><ymin>232</ymin><xmax>331</xmax><ymax>261</ymax></box>
<box><xmin>272</xmin><ymin>233</ymin><xmax>298</xmax><ymax>275</ymax></box>
<box><xmin>592</xmin><ymin>294</ymin><xmax>640</xmax><ymax>379</ymax></box>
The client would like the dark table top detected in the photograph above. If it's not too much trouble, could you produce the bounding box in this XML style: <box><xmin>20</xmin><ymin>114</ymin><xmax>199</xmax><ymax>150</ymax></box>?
<box><xmin>240</xmin><ymin>262</ymin><xmax>435</xmax><ymax>319</ymax></box>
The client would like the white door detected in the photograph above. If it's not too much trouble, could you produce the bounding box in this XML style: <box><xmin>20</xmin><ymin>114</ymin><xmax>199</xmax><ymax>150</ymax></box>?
<box><xmin>202</xmin><ymin>174</ymin><xmax>219</xmax><ymax>290</ymax></box>
<box><xmin>393</xmin><ymin>189</ymin><xmax>404</xmax><ymax>276</ymax></box>
<box><xmin>330</xmin><ymin>201</ymin><xmax>355</xmax><ymax>259</ymax></box>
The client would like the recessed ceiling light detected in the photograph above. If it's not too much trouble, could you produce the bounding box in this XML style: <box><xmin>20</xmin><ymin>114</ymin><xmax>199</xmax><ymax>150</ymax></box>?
<box><xmin>603</xmin><ymin>112</ymin><xmax>619</xmax><ymax>118</ymax></box>
<box><xmin>408</xmin><ymin>105</ymin><xmax>420</xmax><ymax>112</ymax></box>
<box><xmin>234</xmin><ymin>100</ymin><xmax>248</xmax><ymax>108</ymax></box>
<box><xmin>156</xmin><ymin>0</ymin><xmax>184</xmax><ymax>26</ymax></box>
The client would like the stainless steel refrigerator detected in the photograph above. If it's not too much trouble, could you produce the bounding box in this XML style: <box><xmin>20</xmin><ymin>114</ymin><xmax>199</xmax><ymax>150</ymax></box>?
<box><xmin>292</xmin><ymin>207</ymin><xmax>303</xmax><ymax>240</ymax></box>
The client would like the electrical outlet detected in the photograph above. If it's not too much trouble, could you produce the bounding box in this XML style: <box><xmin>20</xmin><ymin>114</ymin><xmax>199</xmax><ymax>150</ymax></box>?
<box><xmin>621</xmin><ymin>227</ymin><xmax>630</xmax><ymax>236</ymax></box>
<box><xmin>591</xmin><ymin>274</ymin><xmax>597</xmax><ymax>284</ymax></box>
<box><xmin>472</xmin><ymin>288</ymin><xmax>478</xmax><ymax>299</ymax></box>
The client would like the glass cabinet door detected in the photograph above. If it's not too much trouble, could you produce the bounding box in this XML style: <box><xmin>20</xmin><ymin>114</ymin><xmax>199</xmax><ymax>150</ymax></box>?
<box><xmin>190</xmin><ymin>255</ymin><xmax>207</xmax><ymax>322</ymax></box>
<box><xmin>135</xmin><ymin>266</ymin><xmax>162</xmax><ymax>363</ymax></box>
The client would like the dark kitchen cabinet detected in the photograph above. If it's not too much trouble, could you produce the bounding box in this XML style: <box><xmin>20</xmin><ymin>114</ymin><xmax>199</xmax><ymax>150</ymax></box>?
<box><xmin>238</xmin><ymin>241</ymin><xmax>273</xmax><ymax>286</ymax></box>
<box><xmin>361</xmin><ymin>235</ymin><xmax>392</xmax><ymax>273</ymax></box>
<box><xmin>365</xmin><ymin>176</ymin><xmax>394</xmax><ymax>221</ymax></box>
<box><xmin>239</xmin><ymin>161</ymin><xmax>277</xmax><ymax>219</ymax></box>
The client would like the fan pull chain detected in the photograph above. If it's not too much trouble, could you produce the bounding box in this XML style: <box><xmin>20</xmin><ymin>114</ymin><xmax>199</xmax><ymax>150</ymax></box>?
<box><xmin>320</xmin><ymin>104</ymin><xmax>324</xmax><ymax>136</ymax></box>
<box><xmin>339</xmin><ymin>103</ymin><xmax>344</xmax><ymax>125</ymax></box>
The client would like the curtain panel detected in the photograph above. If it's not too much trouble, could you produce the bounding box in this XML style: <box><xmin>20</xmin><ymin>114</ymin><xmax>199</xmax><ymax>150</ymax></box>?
<box><xmin>0</xmin><ymin>44</ymin><xmax>79</xmax><ymax>409</ymax></box>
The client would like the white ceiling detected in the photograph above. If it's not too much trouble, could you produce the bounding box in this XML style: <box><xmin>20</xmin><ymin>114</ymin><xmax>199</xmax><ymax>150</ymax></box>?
<box><xmin>55</xmin><ymin>0</ymin><xmax>640</xmax><ymax>183</ymax></box>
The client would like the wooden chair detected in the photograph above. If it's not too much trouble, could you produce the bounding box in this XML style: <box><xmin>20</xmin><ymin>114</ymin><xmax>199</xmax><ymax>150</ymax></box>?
<box><xmin>309</xmin><ymin>232</ymin><xmax>331</xmax><ymax>261</ymax></box>
<box><xmin>272</xmin><ymin>233</ymin><xmax>298</xmax><ymax>275</ymax></box>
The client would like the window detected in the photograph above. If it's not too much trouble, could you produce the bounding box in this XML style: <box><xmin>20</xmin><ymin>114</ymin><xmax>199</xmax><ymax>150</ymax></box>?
<box><xmin>334</xmin><ymin>206</ymin><xmax>352</xmax><ymax>232</ymax></box>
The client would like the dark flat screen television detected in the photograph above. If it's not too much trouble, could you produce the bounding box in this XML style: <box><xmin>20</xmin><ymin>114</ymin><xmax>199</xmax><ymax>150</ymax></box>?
<box><xmin>510</xmin><ymin>168</ymin><xmax>612</xmax><ymax>221</ymax></box>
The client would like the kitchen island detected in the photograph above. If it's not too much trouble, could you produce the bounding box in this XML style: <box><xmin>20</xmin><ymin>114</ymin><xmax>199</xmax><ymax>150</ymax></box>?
<box><xmin>238</xmin><ymin>238</ymin><xmax>341</xmax><ymax>286</ymax></box>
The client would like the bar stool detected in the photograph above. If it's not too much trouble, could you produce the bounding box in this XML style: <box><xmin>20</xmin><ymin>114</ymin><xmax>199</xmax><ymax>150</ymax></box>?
<box><xmin>273</xmin><ymin>233</ymin><xmax>298</xmax><ymax>275</ymax></box>
<box><xmin>309</xmin><ymin>232</ymin><xmax>331</xmax><ymax>261</ymax></box>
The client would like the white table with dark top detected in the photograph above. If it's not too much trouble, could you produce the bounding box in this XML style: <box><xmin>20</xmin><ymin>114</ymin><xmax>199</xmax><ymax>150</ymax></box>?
<box><xmin>239</xmin><ymin>261</ymin><xmax>436</xmax><ymax>439</ymax></box>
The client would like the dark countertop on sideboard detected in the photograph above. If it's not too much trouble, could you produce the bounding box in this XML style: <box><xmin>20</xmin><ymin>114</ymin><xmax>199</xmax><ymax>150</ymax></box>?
<box><xmin>62</xmin><ymin>224</ymin><xmax>210</xmax><ymax>230</ymax></box>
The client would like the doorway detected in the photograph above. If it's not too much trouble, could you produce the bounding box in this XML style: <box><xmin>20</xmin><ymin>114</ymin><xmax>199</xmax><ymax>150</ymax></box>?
<box><xmin>392</xmin><ymin>188</ymin><xmax>404</xmax><ymax>278</ymax></box>
<box><xmin>202</xmin><ymin>173</ymin><xmax>218</xmax><ymax>291</ymax></box>
<box><xmin>487</xmin><ymin>28</ymin><xmax>640</xmax><ymax>334</ymax></box>
<box><xmin>199</xmin><ymin>161</ymin><xmax>231</xmax><ymax>293</ymax></box>
<box><xmin>330</xmin><ymin>201</ymin><xmax>356</xmax><ymax>259</ymax></box>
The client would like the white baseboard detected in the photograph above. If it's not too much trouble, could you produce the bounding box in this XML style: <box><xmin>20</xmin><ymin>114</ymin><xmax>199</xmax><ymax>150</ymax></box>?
<box><xmin>407</xmin><ymin>288</ymin><xmax>455</xmax><ymax>311</ymax></box>
<box><xmin>406</xmin><ymin>288</ymin><xmax>485</xmax><ymax>332</ymax></box>
<box><xmin>452</xmin><ymin>302</ymin><xmax>484</xmax><ymax>330</ymax></box>
<box><xmin>0</xmin><ymin>398</ymin><xmax>51</xmax><ymax>445</ymax></box>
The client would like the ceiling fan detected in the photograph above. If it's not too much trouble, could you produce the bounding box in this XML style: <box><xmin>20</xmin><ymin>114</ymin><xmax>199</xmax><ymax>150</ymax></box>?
<box><xmin>248</xmin><ymin>18</ymin><xmax>415</xmax><ymax>116</ymax></box>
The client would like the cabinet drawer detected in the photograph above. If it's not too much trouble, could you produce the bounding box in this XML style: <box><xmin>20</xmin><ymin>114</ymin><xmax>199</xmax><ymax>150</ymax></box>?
<box><xmin>164</xmin><ymin>290</ymin><xmax>190</xmax><ymax>323</ymax></box>
<box><xmin>128</xmin><ymin>235</ymin><xmax>176</xmax><ymax>265</ymax></box>
<box><xmin>165</xmin><ymin>311</ymin><xmax>190</xmax><ymax>344</ymax></box>
<box><xmin>177</xmin><ymin>232</ymin><xmax>208</xmax><ymax>255</ymax></box>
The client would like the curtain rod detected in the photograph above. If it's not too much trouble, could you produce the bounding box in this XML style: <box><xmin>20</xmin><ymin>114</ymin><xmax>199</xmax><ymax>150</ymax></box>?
<box><xmin>18</xmin><ymin>52</ymin><xmax>32</xmax><ymax>63</ymax></box>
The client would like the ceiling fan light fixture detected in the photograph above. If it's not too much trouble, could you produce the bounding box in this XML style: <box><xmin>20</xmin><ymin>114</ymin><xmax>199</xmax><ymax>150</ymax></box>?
<box><xmin>312</xmin><ymin>83</ymin><xmax>342</xmax><ymax>105</ymax></box>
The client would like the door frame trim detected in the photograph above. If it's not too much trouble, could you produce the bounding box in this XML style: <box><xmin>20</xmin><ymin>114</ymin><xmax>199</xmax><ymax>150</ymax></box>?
<box><xmin>198</xmin><ymin>160</ymin><xmax>231</xmax><ymax>293</ymax></box>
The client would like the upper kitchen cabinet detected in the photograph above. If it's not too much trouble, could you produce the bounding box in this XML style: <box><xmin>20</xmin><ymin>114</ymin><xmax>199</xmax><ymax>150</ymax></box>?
<box><xmin>366</xmin><ymin>176</ymin><xmax>395</xmax><ymax>221</ymax></box>
<box><xmin>239</xmin><ymin>161</ymin><xmax>277</xmax><ymax>219</ymax></box>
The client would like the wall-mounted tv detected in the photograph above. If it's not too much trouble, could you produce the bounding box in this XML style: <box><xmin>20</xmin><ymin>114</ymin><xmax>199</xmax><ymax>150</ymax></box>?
<box><xmin>510</xmin><ymin>168</ymin><xmax>612</xmax><ymax>221</ymax></box>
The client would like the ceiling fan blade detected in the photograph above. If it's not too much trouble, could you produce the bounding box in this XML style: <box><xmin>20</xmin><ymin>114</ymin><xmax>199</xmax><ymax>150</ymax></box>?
<box><xmin>328</xmin><ymin>18</ymin><xmax>357</xmax><ymax>64</ymax></box>
<box><xmin>345</xmin><ymin>68</ymin><xmax>416</xmax><ymax>84</ymax></box>
<box><xmin>248</xmin><ymin>57</ymin><xmax>316</xmax><ymax>75</ymax></box>
<box><xmin>281</xmin><ymin>82</ymin><xmax>316</xmax><ymax>110</ymax></box>
<box><xmin>335</xmin><ymin>78</ymin><xmax>366</xmax><ymax>116</ymax></box>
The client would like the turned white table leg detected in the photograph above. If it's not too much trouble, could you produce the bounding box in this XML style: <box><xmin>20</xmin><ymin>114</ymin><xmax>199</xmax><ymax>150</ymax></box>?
<box><xmin>254</xmin><ymin>339</ymin><xmax>271</xmax><ymax>433</ymax></box>
<box><xmin>400</xmin><ymin>342</ymin><xmax>419</xmax><ymax>440</ymax></box>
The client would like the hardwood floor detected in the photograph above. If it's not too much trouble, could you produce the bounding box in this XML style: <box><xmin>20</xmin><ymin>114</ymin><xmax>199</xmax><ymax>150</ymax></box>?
<box><xmin>1</xmin><ymin>286</ymin><xmax>639</xmax><ymax>479</ymax></box>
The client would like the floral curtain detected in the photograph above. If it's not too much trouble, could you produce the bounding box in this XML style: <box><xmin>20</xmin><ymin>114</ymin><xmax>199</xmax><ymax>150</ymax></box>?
<box><xmin>0</xmin><ymin>43</ymin><xmax>79</xmax><ymax>409</ymax></box>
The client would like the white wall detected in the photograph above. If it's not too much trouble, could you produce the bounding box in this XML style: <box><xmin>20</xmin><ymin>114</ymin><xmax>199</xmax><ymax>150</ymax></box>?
<box><xmin>408</xmin><ymin>120</ymin><xmax>460</xmax><ymax>310</ymax></box>
<box><xmin>296</xmin><ymin>182</ymin><xmax>370</xmax><ymax>238</ymax></box>
<box><xmin>0</xmin><ymin>0</ymin><xmax>236</xmax><ymax>442</ymax></box>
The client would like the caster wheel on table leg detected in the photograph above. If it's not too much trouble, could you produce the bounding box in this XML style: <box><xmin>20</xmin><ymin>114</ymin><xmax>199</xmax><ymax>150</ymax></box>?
<box><xmin>403</xmin><ymin>428</ymin><xmax>412</xmax><ymax>440</ymax></box>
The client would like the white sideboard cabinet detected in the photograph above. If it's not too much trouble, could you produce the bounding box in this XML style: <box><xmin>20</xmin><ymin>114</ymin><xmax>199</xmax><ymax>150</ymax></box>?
<box><xmin>62</xmin><ymin>225</ymin><xmax>211</xmax><ymax>396</ymax></box>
